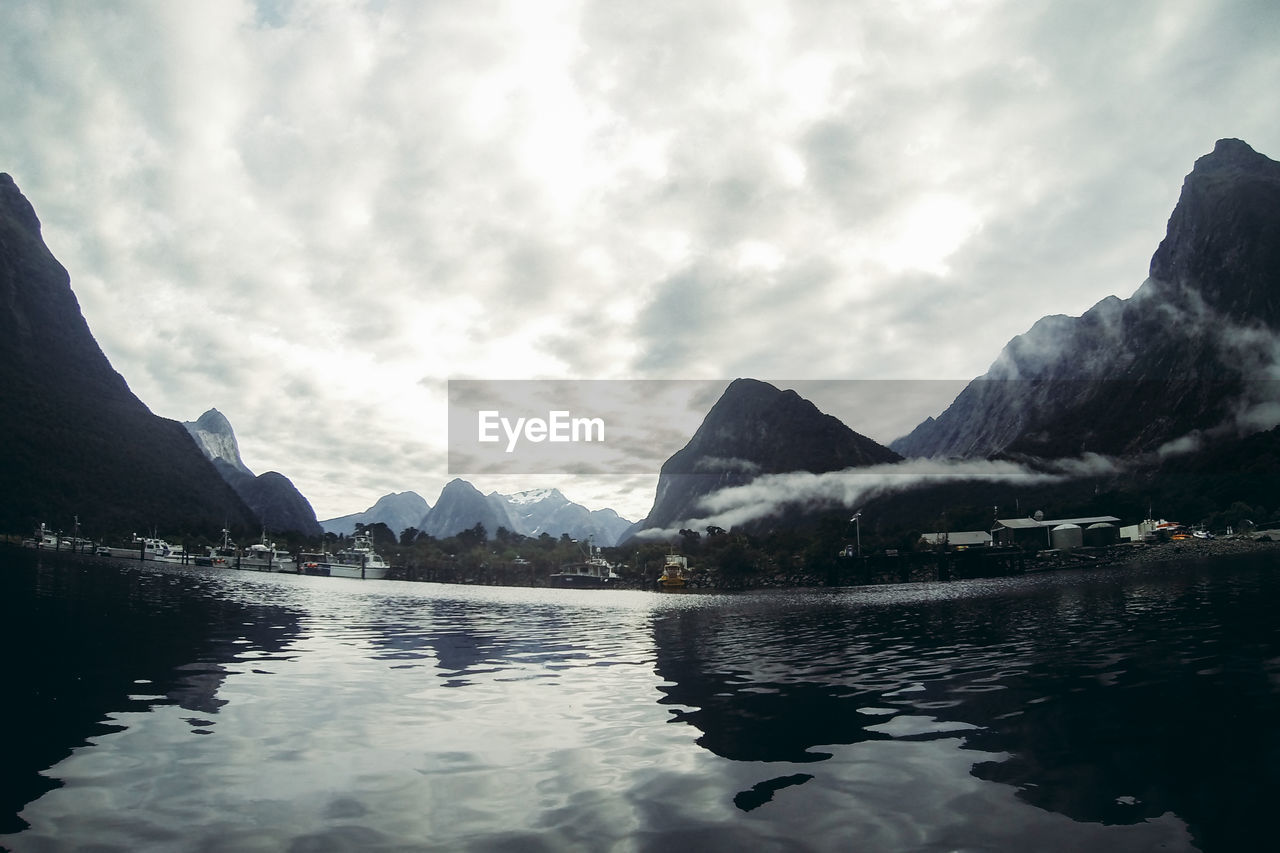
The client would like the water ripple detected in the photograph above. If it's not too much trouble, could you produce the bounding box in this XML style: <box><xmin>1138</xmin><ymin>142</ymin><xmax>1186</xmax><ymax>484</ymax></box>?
<box><xmin>7</xmin><ymin>550</ymin><xmax>1279</xmax><ymax>850</ymax></box>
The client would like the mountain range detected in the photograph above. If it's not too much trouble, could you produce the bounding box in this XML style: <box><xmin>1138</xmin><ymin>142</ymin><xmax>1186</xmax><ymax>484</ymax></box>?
<box><xmin>0</xmin><ymin>173</ymin><xmax>259</xmax><ymax>536</ymax></box>
<box><xmin>891</xmin><ymin>138</ymin><xmax>1280</xmax><ymax>461</ymax></box>
<box><xmin>182</xmin><ymin>409</ymin><xmax>323</xmax><ymax>537</ymax></box>
<box><xmin>323</xmin><ymin>481</ymin><xmax>634</xmax><ymax>546</ymax></box>
<box><xmin>320</xmin><ymin>491</ymin><xmax>432</xmax><ymax>538</ymax></box>
<box><xmin>497</xmin><ymin>486</ymin><xmax>631</xmax><ymax>545</ymax></box>
<box><xmin>625</xmin><ymin>139</ymin><xmax>1280</xmax><ymax>538</ymax></box>
<box><xmin>4</xmin><ymin>139</ymin><xmax>1277</xmax><ymax>543</ymax></box>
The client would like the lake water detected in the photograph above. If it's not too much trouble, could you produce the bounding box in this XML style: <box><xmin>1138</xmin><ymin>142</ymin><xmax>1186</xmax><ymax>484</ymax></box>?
<box><xmin>3</xmin><ymin>547</ymin><xmax>1279</xmax><ymax>852</ymax></box>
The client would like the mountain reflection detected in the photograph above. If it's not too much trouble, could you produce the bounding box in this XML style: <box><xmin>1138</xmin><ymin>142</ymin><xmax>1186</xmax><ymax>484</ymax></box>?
<box><xmin>647</xmin><ymin>561</ymin><xmax>1280</xmax><ymax>846</ymax></box>
<box><xmin>652</xmin><ymin>607</ymin><xmax>892</xmax><ymax>762</ymax></box>
<box><xmin>3</xmin><ymin>551</ymin><xmax>305</xmax><ymax>832</ymax></box>
<box><xmin>359</xmin><ymin>595</ymin><xmax>640</xmax><ymax>686</ymax></box>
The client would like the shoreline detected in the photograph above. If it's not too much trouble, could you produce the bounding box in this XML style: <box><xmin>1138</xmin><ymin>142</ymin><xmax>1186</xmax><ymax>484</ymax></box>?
<box><xmin>1028</xmin><ymin>533</ymin><xmax>1280</xmax><ymax>574</ymax></box>
<box><xmin>6</xmin><ymin>533</ymin><xmax>1279</xmax><ymax>593</ymax></box>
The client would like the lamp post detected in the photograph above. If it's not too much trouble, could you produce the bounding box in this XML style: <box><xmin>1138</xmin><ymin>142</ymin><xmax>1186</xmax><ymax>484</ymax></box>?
<box><xmin>850</xmin><ymin>511</ymin><xmax>862</xmax><ymax>557</ymax></box>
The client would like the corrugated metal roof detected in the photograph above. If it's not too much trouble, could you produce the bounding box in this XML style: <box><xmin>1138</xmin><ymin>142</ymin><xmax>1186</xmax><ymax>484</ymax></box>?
<box><xmin>994</xmin><ymin>515</ymin><xmax>1120</xmax><ymax>530</ymax></box>
<box><xmin>1047</xmin><ymin>516</ymin><xmax>1120</xmax><ymax>526</ymax></box>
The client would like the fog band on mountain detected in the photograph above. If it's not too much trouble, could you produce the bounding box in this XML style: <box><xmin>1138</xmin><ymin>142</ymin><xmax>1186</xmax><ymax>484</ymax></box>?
<box><xmin>635</xmin><ymin>454</ymin><xmax>1123</xmax><ymax>539</ymax></box>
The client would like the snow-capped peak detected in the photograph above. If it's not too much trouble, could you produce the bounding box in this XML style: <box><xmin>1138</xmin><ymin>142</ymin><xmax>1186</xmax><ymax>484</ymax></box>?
<box><xmin>505</xmin><ymin>487</ymin><xmax>564</xmax><ymax>506</ymax></box>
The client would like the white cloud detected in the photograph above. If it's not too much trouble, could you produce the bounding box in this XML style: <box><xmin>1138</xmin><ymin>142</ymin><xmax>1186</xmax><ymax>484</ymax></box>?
<box><xmin>638</xmin><ymin>453</ymin><xmax>1122</xmax><ymax>537</ymax></box>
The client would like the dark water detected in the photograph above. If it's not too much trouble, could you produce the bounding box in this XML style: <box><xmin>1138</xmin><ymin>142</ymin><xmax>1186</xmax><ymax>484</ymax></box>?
<box><xmin>3</xmin><ymin>547</ymin><xmax>1279</xmax><ymax>851</ymax></box>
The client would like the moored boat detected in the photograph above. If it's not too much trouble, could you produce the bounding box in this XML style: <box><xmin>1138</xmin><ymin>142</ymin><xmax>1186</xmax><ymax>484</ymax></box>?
<box><xmin>320</xmin><ymin>533</ymin><xmax>390</xmax><ymax>579</ymax></box>
<box><xmin>194</xmin><ymin>528</ymin><xmax>237</xmax><ymax>567</ymax></box>
<box><xmin>549</xmin><ymin>545</ymin><xmax>621</xmax><ymax>588</ymax></box>
<box><xmin>239</xmin><ymin>532</ymin><xmax>297</xmax><ymax>572</ymax></box>
<box><xmin>658</xmin><ymin>554</ymin><xmax>688</xmax><ymax>589</ymax></box>
<box><xmin>154</xmin><ymin>545</ymin><xmax>194</xmax><ymax>564</ymax></box>
<box><xmin>23</xmin><ymin>521</ymin><xmax>94</xmax><ymax>553</ymax></box>
<box><xmin>97</xmin><ymin>535</ymin><xmax>175</xmax><ymax>561</ymax></box>
<box><xmin>299</xmin><ymin>551</ymin><xmax>333</xmax><ymax>576</ymax></box>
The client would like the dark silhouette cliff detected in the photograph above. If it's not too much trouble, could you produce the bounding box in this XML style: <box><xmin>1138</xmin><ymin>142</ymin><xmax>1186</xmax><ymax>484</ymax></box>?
<box><xmin>0</xmin><ymin>174</ymin><xmax>258</xmax><ymax>536</ymax></box>
<box><xmin>630</xmin><ymin>379</ymin><xmax>901</xmax><ymax>535</ymax></box>
<box><xmin>892</xmin><ymin>139</ymin><xmax>1280</xmax><ymax>460</ymax></box>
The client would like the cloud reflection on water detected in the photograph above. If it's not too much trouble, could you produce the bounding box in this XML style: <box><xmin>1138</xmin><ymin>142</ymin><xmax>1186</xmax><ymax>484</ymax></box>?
<box><xmin>9</xmin><ymin>552</ymin><xmax>1278</xmax><ymax>851</ymax></box>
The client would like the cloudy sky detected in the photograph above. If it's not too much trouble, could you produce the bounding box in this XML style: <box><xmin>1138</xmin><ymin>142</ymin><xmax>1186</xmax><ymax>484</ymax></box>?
<box><xmin>3</xmin><ymin>0</ymin><xmax>1278</xmax><ymax>523</ymax></box>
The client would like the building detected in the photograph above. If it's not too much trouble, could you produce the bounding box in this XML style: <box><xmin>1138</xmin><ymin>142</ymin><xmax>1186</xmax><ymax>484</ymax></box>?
<box><xmin>919</xmin><ymin>531</ymin><xmax>993</xmax><ymax>550</ymax></box>
<box><xmin>991</xmin><ymin>516</ymin><xmax>1121</xmax><ymax>549</ymax></box>
<box><xmin>1118</xmin><ymin>519</ymin><xmax>1180</xmax><ymax>542</ymax></box>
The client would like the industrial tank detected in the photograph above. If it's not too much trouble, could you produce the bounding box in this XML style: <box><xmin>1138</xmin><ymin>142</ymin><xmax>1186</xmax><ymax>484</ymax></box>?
<box><xmin>1051</xmin><ymin>523</ymin><xmax>1083</xmax><ymax>550</ymax></box>
<box><xmin>1084</xmin><ymin>522</ymin><xmax>1119</xmax><ymax>547</ymax></box>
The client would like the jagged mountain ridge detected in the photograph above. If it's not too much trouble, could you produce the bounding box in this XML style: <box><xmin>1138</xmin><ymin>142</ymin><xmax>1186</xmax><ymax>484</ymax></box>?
<box><xmin>892</xmin><ymin>139</ymin><xmax>1280</xmax><ymax>460</ymax></box>
<box><xmin>184</xmin><ymin>409</ymin><xmax>252</xmax><ymax>477</ymax></box>
<box><xmin>320</xmin><ymin>491</ymin><xmax>431</xmax><ymax>537</ymax></box>
<box><xmin>416</xmin><ymin>480</ymin><xmax>634</xmax><ymax>545</ymax></box>
<box><xmin>182</xmin><ymin>408</ymin><xmax>322</xmax><ymax>537</ymax></box>
<box><xmin>498</xmin><ymin>487</ymin><xmax>633</xmax><ymax>546</ymax></box>
<box><xmin>629</xmin><ymin>378</ymin><xmax>902</xmax><ymax>536</ymax></box>
<box><xmin>0</xmin><ymin>173</ymin><xmax>259</xmax><ymax>535</ymax></box>
<box><xmin>419</xmin><ymin>479</ymin><xmax>516</xmax><ymax>540</ymax></box>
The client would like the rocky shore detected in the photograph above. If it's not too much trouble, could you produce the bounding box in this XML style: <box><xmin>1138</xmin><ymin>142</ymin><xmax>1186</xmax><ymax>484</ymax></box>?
<box><xmin>1009</xmin><ymin>532</ymin><xmax>1280</xmax><ymax>575</ymax></box>
<box><xmin>678</xmin><ymin>533</ymin><xmax>1280</xmax><ymax>591</ymax></box>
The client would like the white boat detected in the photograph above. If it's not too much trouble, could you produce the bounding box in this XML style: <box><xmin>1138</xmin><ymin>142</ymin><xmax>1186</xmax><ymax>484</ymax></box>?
<box><xmin>98</xmin><ymin>535</ymin><xmax>174</xmax><ymax>560</ymax></box>
<box><xmin>23</xmin><ymin>522</ymin><xmax>63</xmax><ymax>550</ymax></box>
<box><xmin>239</xmin><ymin>533</ymin><xmax>297</xmax><ymax>572</ymax></box>
<box><xmin>549</xmin><ymin>543</ymin><xmax>621</xmax><ymax>588</ymax></box>
<box><xmin>320</xmin><ymin>533</ymin><xmax>390</xmax><ymax>579</ymax></box>
<box><xmin>23</xmin><ymin>522</ymin><xmax>93</xmax><ymax>553</ymax></box>
<box><xmin>154</xmin><ymin>545</ymin><xmax>194</xmax><ymax>564</ymax></box>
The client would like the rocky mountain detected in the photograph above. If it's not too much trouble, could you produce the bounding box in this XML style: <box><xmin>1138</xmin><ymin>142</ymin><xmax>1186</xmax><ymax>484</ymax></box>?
<box><xmin>229</xmin><ymin>471</ymin><xmax>322</xmax><ymax>538</ymax></box>
<box><xmin>419</xmin><ymin>479</ymin><xmax>515</xmax><ymax>540</ymax></box>
<box><xmin>628</xmin><ymin>378</ymin><xmax>902</xmax><ymax>536</ymax></box>
<box><xmin>182</xmin><ymin>408</ymin><xmax>322</xmax><ymax>537</ymax></box>
<box><xmin>415</xmin><ymin>481</ymin><xmax>634</xmax><ymax>544</ymax></box>
<box><xmin>892</xmin><ymin>139</ymin><xmax>1280</xmax><ymax>460</ymax></box>
<box><xmin>0</xmin><ymin>173</ymin><xmax>259</xmax><ymax>535</ymax></box>
<box><xmin>497</xmin><ymin>488</ymin><xmax>633</xmax><ymax>546</ymax></box>
<box><xmin>183</xmin><ymin>409</ymin><xmax>252</xmax><ymax>477</ymax></box>
<box><xmin>320</xmin><ymin>491</ymin><xmax>431</xmax><ymax>537</ymax></box>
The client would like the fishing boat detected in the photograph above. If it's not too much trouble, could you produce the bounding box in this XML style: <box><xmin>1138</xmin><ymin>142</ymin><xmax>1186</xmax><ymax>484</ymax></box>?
<box><xmin>154</xmin><ymin>545</ymin><xmax>194</xmax><ymax>564</ymax></box>
<box><xmin>321</xmin><ymin>533</ymin><xmax>391</xmax><ymax>579</ymax></box>
<box><xmin>549</xmin><ymin>544</ymin><xmax>621</xmax><ymax>588</ymax></box>
<box><xmin>299</xmin><ymin>551</ymin><xmax>333</xmax><ymax>576</ymax></box>
<box><xmin>97</xmin><ymin>534</ymin><xmax>175</xmax><ymax>561</ymax></box>
<box><xmin>24</xmin><ymin>519</ymin><xmax>95</xmax><ymax>553</ymax></box>
<box><xmin>194</xmin><ymin>529</ymin><xmax>238</xmax><ymax>567</ymax></box>
<box><xmin>240</xmin><ymin>532</ymin><xmax>297</xmax><ymax>572</ymax></box>
<box><xmin>23</xmin><ymin>522</ymin><xmax>63</xmax><ymax>550</ymax></box>
<box><xmin>657</xmin><ymin>554</ymin><xmax>688</xmax><ymax>589</ymax></box>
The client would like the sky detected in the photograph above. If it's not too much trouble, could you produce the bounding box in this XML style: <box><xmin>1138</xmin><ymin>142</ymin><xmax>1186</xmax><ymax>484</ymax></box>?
<box><xmin>2</xmin><ymin>0</ymin><xmax>1278</xmax><ymax>524</ymax></box>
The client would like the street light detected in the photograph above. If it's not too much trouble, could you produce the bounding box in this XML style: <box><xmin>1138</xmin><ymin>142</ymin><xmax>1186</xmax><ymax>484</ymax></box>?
<box><xmin>850</xmin><ymin>511</ymin><xmax>862</xmax><ymax>557</ymax></box>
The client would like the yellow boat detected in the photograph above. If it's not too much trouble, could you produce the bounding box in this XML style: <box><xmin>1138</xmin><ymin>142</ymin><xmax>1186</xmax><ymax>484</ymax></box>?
<box><xmin>658</xmin><ymin>554</ymin><xmax>688</xmax><ymax>588</ymax></box>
